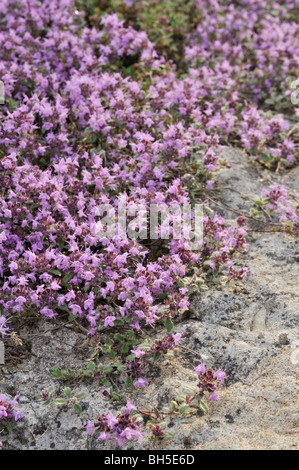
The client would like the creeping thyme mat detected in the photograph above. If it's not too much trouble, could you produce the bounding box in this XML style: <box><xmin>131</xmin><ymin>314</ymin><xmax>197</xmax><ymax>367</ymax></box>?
<box><xmin>0</xmin><ymin>0</ymin><xmax>298</xmax><ymax>450</ymax></box>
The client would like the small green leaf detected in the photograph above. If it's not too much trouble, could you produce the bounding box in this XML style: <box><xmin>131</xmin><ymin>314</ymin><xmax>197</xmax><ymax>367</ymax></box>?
<box><xmin>87</xmin><ymin>362</ymin><xmax>96</xmax><ymax>372</ymax></box>
<box><xmin>74</xmin><ymin>404</ymin><xmax>82</xmax><ymax>413</ymax></box>
<box><xmin>126</xmin><ymin>354</ymin><xmax>135</xmax><ymax>361</ymax></box>
<box><xmin>114</xmin><ymin>333</ymin><xmax>124</xmax><ymax>341</ymax></box>
<box><xmin>198</xmin><ymin>399</ymin><xmax>209</xmax><ymax>415</ymax></box>
<box><xmin>165</xmin><ymin>317</ymin><xmax>173</xmax><ymax>333</ymax></box>
<box><xmin>128</xmin><ymin>339</ymin><xmax>138</xmax><ymax>345</ymax></box>
<box><xmin>49</xmin><ymin>368</ymin><xmax>62</xmax><ymax>378</ymax></box>
<box><xmin>126</xmin><ymin>376</ymin><xmax>133</xmax><ymax>388</ymax></box>
<box><xmin>64</xmin><ymin>387</ymin><xmax>72</xmax><ymax>399</ymax></box>
<box><xmin>76</xmin><ymin>393</ymin><xmax>87</xmax><ymax>400</ymax></box>
<box><xmin>54</xmin><ymin>398</ymin><xmax>66</xmax><ymax>405</ymax></box>
<box><xmin>179</xmin><ymin>405</ymin><xmax>188</xmax><ymax>414</ymax></box>
<box><xmin>102</xmin><ymin>379</ymin><xmax>111</xmax><ymax>387</ymax></box>
<box><xmin>153</xmin><ymin>351</ymin><xmax>161</xmax><ymax>362</ymax></box>
<box><xmin>63</xmin><ymin>272</ymin><xmax>74</xmax><ymax>284</ymax></box>
<box><xmin>111</xmin><ymin>393</ymin><xmax>120</xmax><ymax>402</ymax></box>
<box><xmin>260</xmin><ymin>152</ymin><xmax>270</xmax><ymax>163</ymax></box>
<box><xmin>126</xmin><ymin>331</ymin><xmax>134</xmax><ymax>339</ymax></box>
<box><xmin>48</xmin><ymin>269</ymin><xmax>62</xmax><ymax>276</ymax></box>
<box><xmin>6</xmin><ymin>423</ymin><xmax>12</xmax><ymax>434</ymax></box>
<box><xmin>121</xmin><ymin>343</ymin><xmax>129</xmax><ymax>354</ymax></box>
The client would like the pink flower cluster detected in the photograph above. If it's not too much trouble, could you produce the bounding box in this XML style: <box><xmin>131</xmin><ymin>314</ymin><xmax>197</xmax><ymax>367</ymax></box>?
<box><xmin>86</xmin><ymin>400</ymin><xmax>142</xmax><ymax>447</ymax></box>
<box><xmin>126</xmin><ymin>333</ymin><xmax>182</xmax><ymax>388</ymax></box>
<box><xmin>150</xmin><ymin>332</ymin><xmax>182</xmax><ymax>354</ymax></box>
<box><xmin>0</xmin><ymin>0</ymin><xmax>249</xmax><ymax>338</ymax></box>
<box><xmin>261</xmin><ymin>184</ymin><xmax>299</xmax><ymax>231</ymax></box>
<box><xmin>0</xmin><ymin>394</ymin><xmax>23</xmax><ymax>423</ymax></box>
<box><xmin>194</xmin><ymin>361</ymin><xmax>226</xmax><ymax>402</ymax></box>
<box><xmin>183</xmin><ymin>0</ymin><xmax>299</xmax><ymax>164</ymax></box>
<box><xmin>0</xmin><ymin>394</ymin><xmax>23</xmax><ymax>448</ymax></box>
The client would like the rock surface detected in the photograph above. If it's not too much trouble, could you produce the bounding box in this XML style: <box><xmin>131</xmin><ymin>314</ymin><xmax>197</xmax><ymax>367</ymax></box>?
<box><xmin>0</xmin><ymin>149</ymin><xmax>298</xmax><ymax>450</ymax></box>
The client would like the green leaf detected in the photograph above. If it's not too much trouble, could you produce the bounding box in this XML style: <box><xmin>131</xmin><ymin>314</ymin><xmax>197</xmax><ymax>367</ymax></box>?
<box><xmin>128</xmin><ymin>338</ymin><xmax>138</xmax><ymax>345</ymax></box>
<box><xmin>54</xmin><ymin>398</ymin><xmax>66</xmax><ymax>405</ymax></box>
<box><xmin>176</xmin><ymin>394</ymin><xmax>187</xmax><ymax>403</ymax></box>
<box><xmin>56</xmin><ymin>238</ymin><xmax>65</xmax><ymax>250</ymax></box>
<box><xmin>198</xmin><ymin>399</ymin><xmax>209</xmax><ymax>415</ymax></box>
<box><xmin>74</xmin><ymin>404</ymin><xmax>82</xmax><ymax>413</ymax></box>
<box><xmin>101</xmin><ymin>379</ymin><xmax>111</xmax><ymax>387</ymax></box>
<box><xmin>121</xmin><ymin>343</ymin><xmax>130</xmax><ymax>354</ymax></box>
<box><xmin>6</xmin><ymin>423</ymin><xmax>12</xmax><ymax>434</ymax></box>
<box><xmin>111</xmin><ymin>393</ymin><xmax>120</xmax><ymax>402</ymax></box>
<box><xmin>64</xmin><ymin>387</ymin><xmax>72</xmax><ymax>399</ymax></box>
<box><xmin>260</xmin><ymin>152</ymin><xmax>270</xmax><ymax>163</ymax></box>
<box><xmin>87</xmin><ymin>362</ymin><xmax>96</xmax><ymax>372</ymax></box>
<box><xmin>126</xmin><ymin>376</ymin><xmax>133</xmax><ymax>388</ymax></box>
<box><xmin>48</xmin><ymin>269</ymin><xmax>62</xmax><ymax>276</ymax></box>
<box><xmin>126</xmin><ymin>354</ymin><xmax>135</xmax><ymax>361</ymax></box>
<box><xmin>114</xmin><ymin>333</ymin><xmax>124</xmax><ymax>341</ymax></box>
<box><xmin>76</xmin><ymin>393</ymin><xmax>87</xmax><ymax>400</ymax></box>
<box><xmin>49</xmin><ymin>368</ymin><xmax>62</xmax><ymax>378</ymax></box>
<box><xmin>179</xmin><ymin>405</ymin><xmax>188</xmax><ymax>414</ymax></box>
<box><xmin>103</xmin><ymin>366</ymin><xmax>113</xmax><ymax>374</ymax></box>
<box><xmin>63</xmin><ymin>272</ymin><xmax>74</xmax><ymax>284</ymax></box>
<box><xmin>165</xmin><ymin>317</ymin><xmax>173</xmax><ymax>333</ymax></box>
<box><xmin>153</xmin><ymin>351</ymin><xmax>161</xmax><ymax>362</ymax></box>
<box><xmin>126</xmin><ymin>331</ymin><xmax>135</xmax><ymax>339</ymax></box>
<box><xmin>58</xmin><ymin>305</ymin><xmax>69</xmax><ymax>313</ymax></box>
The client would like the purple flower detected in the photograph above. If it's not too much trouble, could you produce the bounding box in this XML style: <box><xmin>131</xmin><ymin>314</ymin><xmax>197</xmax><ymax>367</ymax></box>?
<box><xmin>195</xmin><ymin>362</ymin><xmax>205</xmax><ymax>376</ymax></box>
<box><xmin>105</xmin><ymin>413</ymin><xmax>118</xmax><ymax>428</ymax></box>
<box><xmin>172</xmin><ymin>333</ymin><xmax>182</xmax><ymax>345</ymax></box>
<box><xmin>133</xmin><ymin>378</ymin><xmax>148</xmax><ymax>388</ymax></box>
<box><xmin>214</xmin><ymin>368</ymin><xmax>226</xmax><ymax>384</ymax></box>
<box><xmin>0</xmin><ymin>317</ymin><xmax>9</xmax><ymax>338</ymax></box>
<box><xmin>131</xmin><ymin>348</ymin><xmax>146</xmax><ymax>359</ymax></box>
<box><xmin>40</xmin><ymin>307</ymin><xmax>57</xmax><ymax>319</ymax></box>
<box><xmin>104</xmin><ymin>316</ymin><xmax>116</xmax><ymax>327</ymax></box>
<box><xmin>98</xmin><ymin>431</ymin><xmax>111</xmax><ymax>441</ymax></box>
<box><xmin>209</xmin><ymin>392</ymin><xmax>220</xmax><ymax>402</ymax></box>
<box><xmin>0</xmin><ymin>406</ymin><xmax>7</xmax><ymax>419</ymax></box>
<box><xmin>124</xmin><ymin>400</ymin><xmax>137</xmax><ymax>415</ymax></box>
<box><xmin>86</xmin><ymin>420</ymin><xmax>94</xmax><ymax>435</ymax></box>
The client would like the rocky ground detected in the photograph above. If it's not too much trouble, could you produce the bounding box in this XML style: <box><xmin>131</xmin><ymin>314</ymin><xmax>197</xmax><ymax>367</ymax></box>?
<box><xmin>0</xmin><ymin>148</ymin><xmax>298</xmax><ymax>450</ymax></box>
